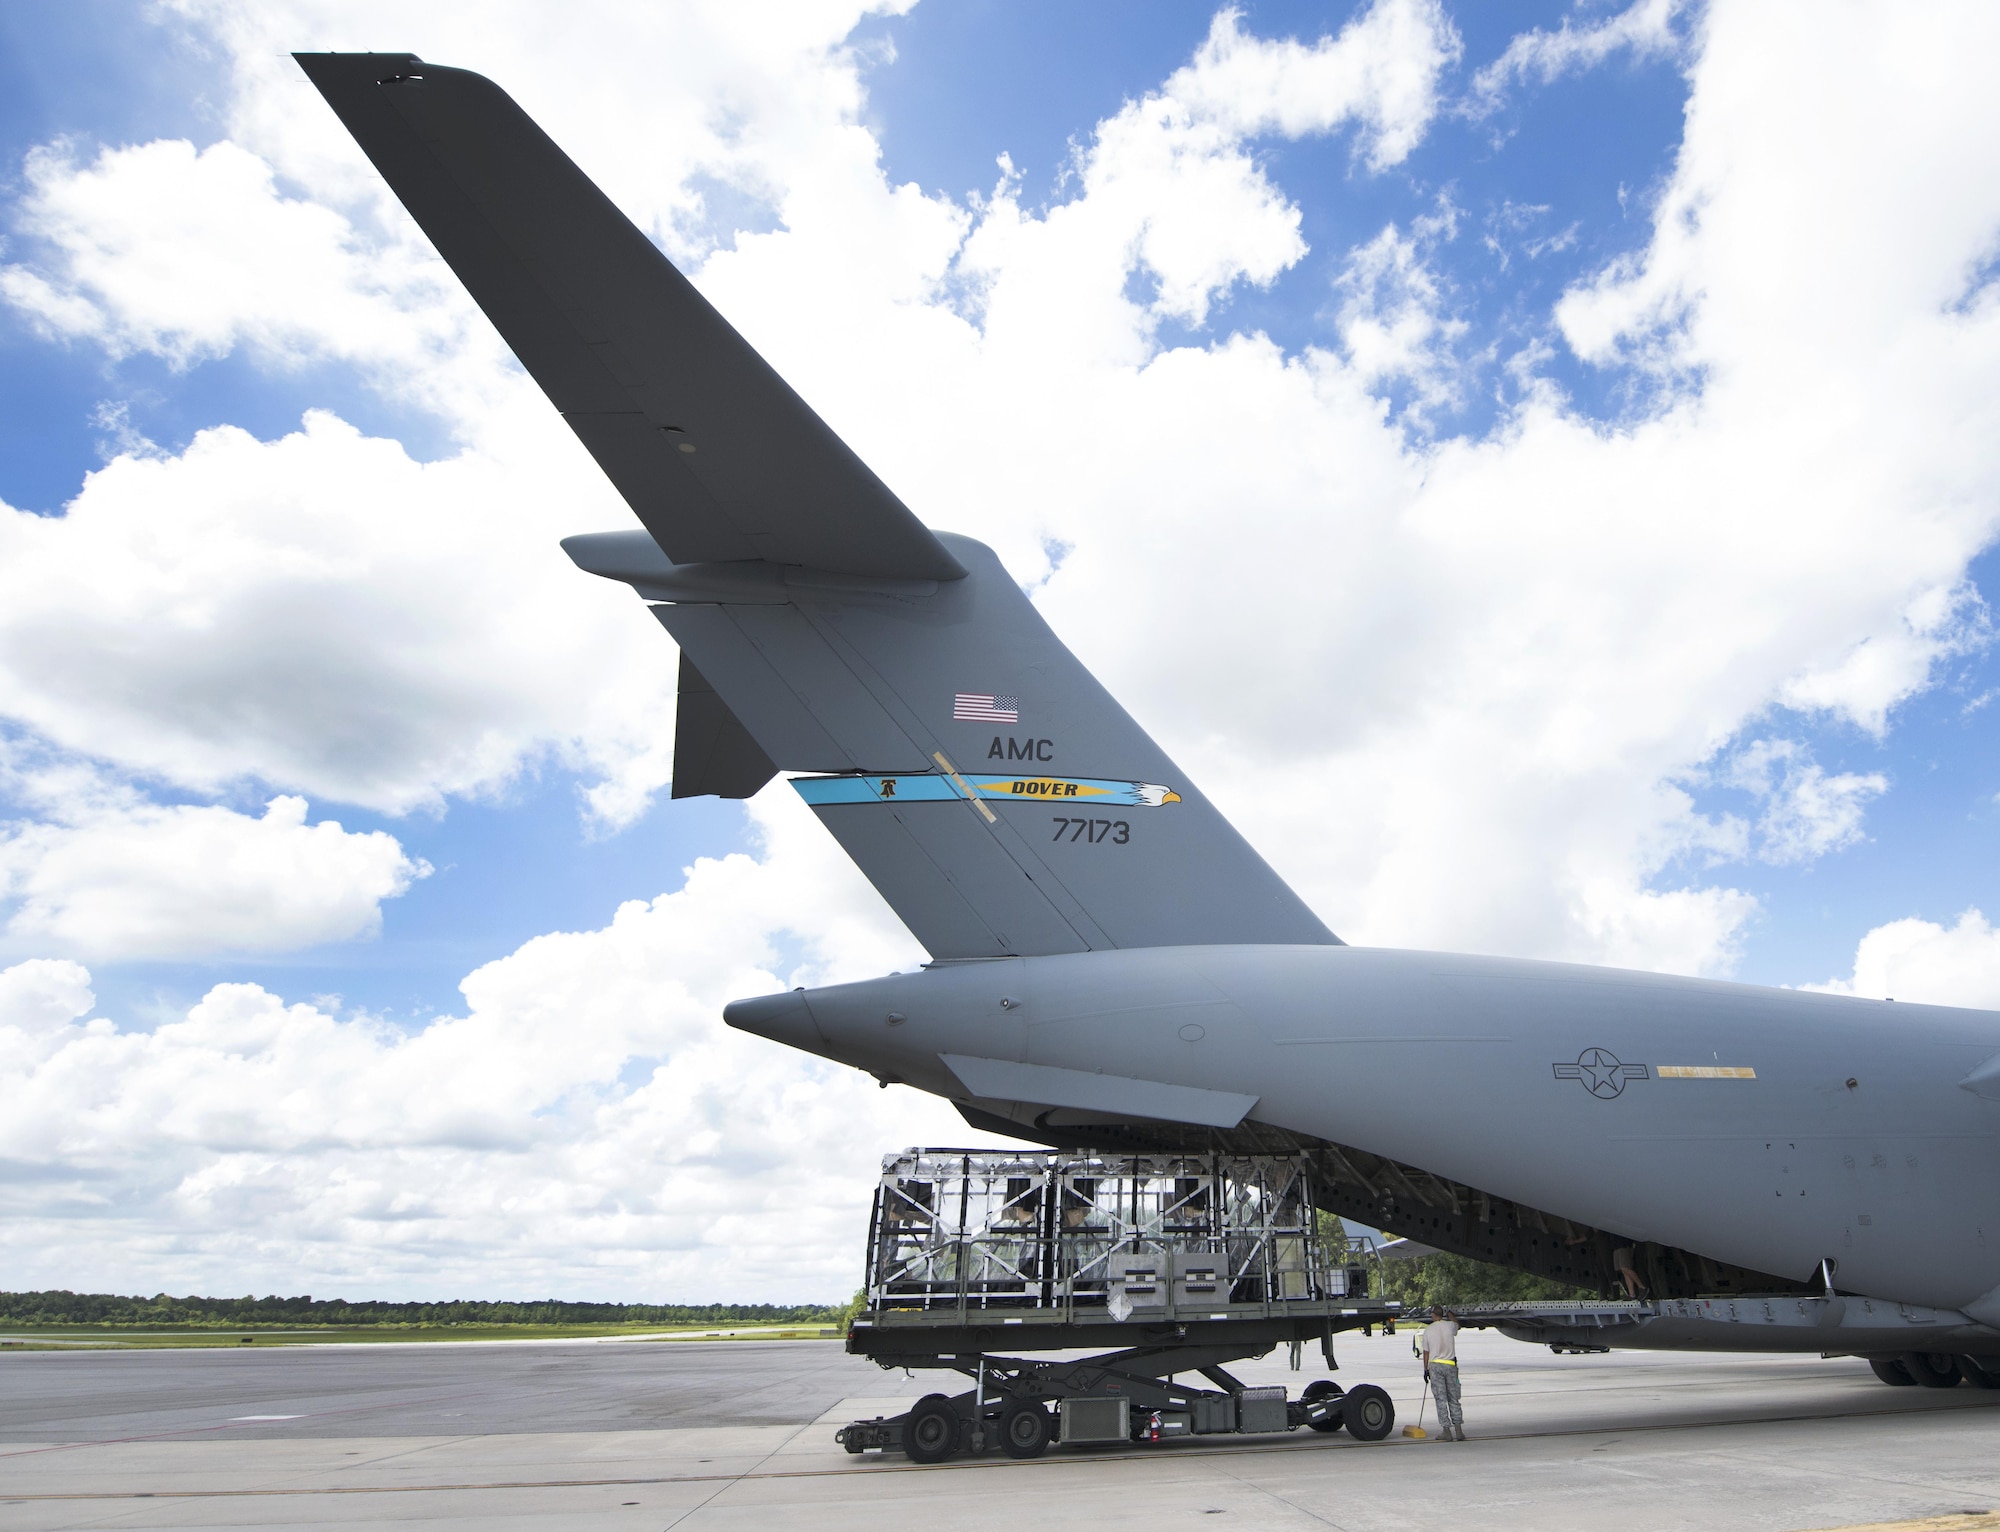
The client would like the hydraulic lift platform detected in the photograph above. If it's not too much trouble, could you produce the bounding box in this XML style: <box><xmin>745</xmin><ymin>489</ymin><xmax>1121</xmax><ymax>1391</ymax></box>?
<box><xmin>836</xmin><ymin>1149</ymin><xmax>1408</xmax><ymax>1461</ymax></box>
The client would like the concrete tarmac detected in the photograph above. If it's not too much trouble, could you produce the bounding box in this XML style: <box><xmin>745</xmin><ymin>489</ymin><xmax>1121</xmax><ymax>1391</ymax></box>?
<box><xmin>0</xmin><ymin>1336</ymin><xmax>889</xmax><ymax>1441</ymax></box>
<box><xmin>5</xmin><ymin>1329</ymin><xmax>2000</xmax><ymax>1530</ymax></box>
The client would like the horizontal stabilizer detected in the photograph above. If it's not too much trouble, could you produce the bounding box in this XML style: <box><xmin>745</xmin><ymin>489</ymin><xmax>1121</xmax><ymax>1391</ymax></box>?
<box><xmin>294</xmin><ymin>53</ymin><xmax>962</xmax><ymax>581</ymax></box>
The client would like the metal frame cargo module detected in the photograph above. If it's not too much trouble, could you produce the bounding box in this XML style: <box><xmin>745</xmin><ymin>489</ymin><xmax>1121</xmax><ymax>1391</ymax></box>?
<box><xmin>837</xmin><ymin>1149</ymin><xmax>1406</xmax><ymax>1460</ymax></box>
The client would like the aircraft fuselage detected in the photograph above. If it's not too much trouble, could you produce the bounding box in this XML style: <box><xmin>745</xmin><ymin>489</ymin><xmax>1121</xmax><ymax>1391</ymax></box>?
<box><xmin>729</xmin><ymin>945</ymin><xmax>2000</xmax><ymax>1320</ymax></box>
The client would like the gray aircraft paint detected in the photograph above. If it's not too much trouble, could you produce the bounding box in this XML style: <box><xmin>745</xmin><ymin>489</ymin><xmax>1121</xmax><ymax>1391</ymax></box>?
<box><xmin>565</xmin><ymin>526</ymin><xmax>1337</xmax><ymax>957</ymax></box>
<box><xmin>727</xmin><ymin>949</ymin><xmax>2000</xmax><ymax>1321</ymax></box>
<box><xmin>291</xmin><ymin>57</ymin><xmax>959</xmax><ymax>583</ymax></box>
<box><xmin>300</xmin><ymin>53</ymin><xmax>2000</xmax><ymax>1353</ymax></box>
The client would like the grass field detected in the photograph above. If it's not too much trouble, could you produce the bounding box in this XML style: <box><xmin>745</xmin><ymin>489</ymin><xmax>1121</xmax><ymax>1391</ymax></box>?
<box><xmin>0</xmin><ymin>1322</ymin><xmax>844</xmax><ymax>1351</ymax></box>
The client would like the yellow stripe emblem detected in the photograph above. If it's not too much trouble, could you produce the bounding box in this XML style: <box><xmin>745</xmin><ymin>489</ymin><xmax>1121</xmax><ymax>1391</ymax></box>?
<box><xmin>974</xmin><ymin>777</ymin><xmax>1116</xmax><ymax>800</ymax></box>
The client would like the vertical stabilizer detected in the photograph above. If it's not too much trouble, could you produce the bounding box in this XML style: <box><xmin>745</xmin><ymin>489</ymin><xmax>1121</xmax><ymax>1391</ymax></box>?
<box><xmin>565</xmin><ymin>531</ymin><xmax>1339</xmax><ymax>959</ymax></box>
<box><xmin>298</xmin><ymin>52</ymin><xmax>1336</xmax><ymax>961</ymax></box>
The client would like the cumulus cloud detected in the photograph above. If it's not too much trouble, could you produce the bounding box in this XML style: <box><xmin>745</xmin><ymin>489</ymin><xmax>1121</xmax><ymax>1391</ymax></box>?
<box><xmin>1810</xmin><ymin>909</ymin><xmax>2000</xmax><ymax>1009</ymax></box>
<box><xmin>0</xmin><ymin>957</ymin><xmax>101</xmax><ymax>1048</ymax></box>
<box><xmin>1169</xmin><ymin>0</ymin><xmax>1462</xmax><ymax>168</ymax></box>
<box><xmin>0</xmin><ymin>782</ymin><xmax>424</xmax><ymax>962</ymax></box>
<box><xmin>51</xmin><ymin>0</ymin><xmax>1980</xmax><ymax>982</ymax></box>
<box><xmin>0</xmin><ymin>0</ymin><xmax>1466</xmax><ymax>959</ymax></box>
<box><xmin>0</xmin><ymin>137</ymin><xmax>478</xmax><ymax>399</ymax></box>
<box><xmin>0</xmin><ymin>793</ymin><xmax>984</xmax><ymax>1300</ymax></box>
<box><xmin>1015</xmin><ymin>0</ymin><xmax>1460</xmax><ymax>327</ymax></box>
<box><xmin>0</xmin><ymin>958</ymin><xmax>116</xmax><ymax>1087</ymax></box>
<box><xmin>163</xmin><ymin>0</ymin><xmax>921</xmax><ymax>268</ymax></box>
<box><xmin>1779</xmin><ymin>583</ymin><xmax>1992</xmax><ymax>734</ymax></box>
<box><xmin>702</xmin><ymin>0</ymin><xmax>2000</xmax><ymax>976</ymax></box>
<box><xmin>3</xmin><ymin>0</ymin><xmax>2000</xmax><ymax>1292</ymax></box>
<box><xmin>0</xmin><ymin>413</ymin><xmax>677</xmax><ymax>817</ymax></box>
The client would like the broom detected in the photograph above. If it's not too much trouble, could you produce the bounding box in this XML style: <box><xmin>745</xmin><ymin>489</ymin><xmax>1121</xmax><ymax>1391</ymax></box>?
<box><xmin>1402</xmin><ymin>1363</ymin><xmax>1430</xmax><ymax>1439</ymax></box>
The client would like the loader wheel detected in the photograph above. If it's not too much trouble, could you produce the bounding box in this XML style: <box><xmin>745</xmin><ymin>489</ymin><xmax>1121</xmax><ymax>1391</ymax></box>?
<box><xmin>1903</xmin><ymin>1352</ymin><xmax>1964</xmax><ymax>1389</ymax></box>
<box><xmin>1341</xmin><ymin>1383</ymin><xmax>1394</xmax><ymax>1441</ymax></box>
<box><xmin>1301</xmin><ymin>1379</ymin><xmax>1346</xmax><ymax>1434</ymax></box>
<box><xmin>904</xmin><ymin>1394</ymin><xmax>960</xmax><ymax>1463</ymax></box>
<box><xmin>1868</xmin><ymin>1357</ymin><xmax>1916</xmax><ymax>1386</ymax></box>
<box><xmin>1001</xmin><ymin>1400</ymin><xmax>1052</xmax><ymax>1459</ymax></box>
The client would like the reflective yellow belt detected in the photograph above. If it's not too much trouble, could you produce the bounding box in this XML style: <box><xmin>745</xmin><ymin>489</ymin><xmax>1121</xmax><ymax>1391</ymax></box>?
<box><xmin>1430</xmin><ymin>1358</ymin><xmax>1457</xmax><ymax>1365</ymax></box>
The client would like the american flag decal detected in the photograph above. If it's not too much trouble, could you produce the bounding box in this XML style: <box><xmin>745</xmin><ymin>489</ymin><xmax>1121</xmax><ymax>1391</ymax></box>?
<box><xmin>953</xmin><ymin>692</ymin><xmax>1020</xmax><ymax>723</ymax></box>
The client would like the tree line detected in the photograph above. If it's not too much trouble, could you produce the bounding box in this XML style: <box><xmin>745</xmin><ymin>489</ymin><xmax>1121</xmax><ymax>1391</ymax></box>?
<box><xmin>1369</xmin><ymin>1253</ymin><xmax>1596</xmax><ymax>1308</ymax></box>
<box><xmin>0</xmin><ymin>1291</ymin><xmax>849</xmax><ymax>1327</ymax></box>
<box><xmin>1319</xmin><ymin>1214</ymin><xmax>1596</xmax><ymax>1309</ymax></box>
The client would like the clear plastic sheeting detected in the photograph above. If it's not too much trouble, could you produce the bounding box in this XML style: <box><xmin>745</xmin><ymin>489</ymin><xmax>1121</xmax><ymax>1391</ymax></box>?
<box><xmin>864</xmin><ymin>1149</ymin><xmax>1370</xmax><ymax>1323</ymax></box>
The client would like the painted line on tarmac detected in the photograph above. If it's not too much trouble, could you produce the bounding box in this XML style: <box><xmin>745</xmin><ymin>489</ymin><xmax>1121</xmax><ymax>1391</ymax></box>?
<box><xmin>4</xmin><ymin>1394</ymin><xmax>1997</xmax><ymax>1504</ymax></box>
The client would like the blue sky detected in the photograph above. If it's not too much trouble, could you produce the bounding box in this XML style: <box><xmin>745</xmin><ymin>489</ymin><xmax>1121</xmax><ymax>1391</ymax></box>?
<box><xmin>855</xmin><ymin>0</ymin><xmax>1694</xmax><ymax>440</ymax></box>
<box><xmin>1691</xmin><ymin>586</ymin><xmax>2000</xmax><ymax>985</ymax></box>
<box><xmin>3</xmin><ymin>0</ymin><xmax>1999</xmax><ymax>1297</ymax></box>
<box><xmin>0</xmin><ymin>2</ymin><xmax>744</xmax><ymax>1023</ymax></box>
<box><xmin>2</xmin><ymin>0</ymin><xmax>1702</xmax><ymax>1021</ymax></box>
<box><xmin>4</xmin><ymin>0</ymin><xmax>1983</xmax><ymax>1009</ymax></box>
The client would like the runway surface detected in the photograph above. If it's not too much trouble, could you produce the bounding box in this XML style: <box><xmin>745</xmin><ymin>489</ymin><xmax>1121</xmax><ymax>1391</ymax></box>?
<box><xmin>0</xmin><ymin>1336</ymin><xmax>888</xmax><ymax>1441</ymax></box>
<box><xmin>5</xmin><ymin>1328</ymin><xmax>2000</xmax><ymax>1529</ymax></box>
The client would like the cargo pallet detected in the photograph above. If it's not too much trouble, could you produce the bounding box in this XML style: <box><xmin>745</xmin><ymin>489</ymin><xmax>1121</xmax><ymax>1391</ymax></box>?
<box><xmin>835</xmin><ymin>1149</ymin><xmax>1408</xmax><ymax>1461</ymax></box>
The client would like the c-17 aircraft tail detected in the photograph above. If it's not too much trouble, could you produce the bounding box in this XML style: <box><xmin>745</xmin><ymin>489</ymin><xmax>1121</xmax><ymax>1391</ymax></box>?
<box><xmin>566</xmin><ymin>527</ymin><xmax>1339</xmax><ymax>960</ymax></box>
<box><xmin>301</xmin><ymin>53</ymin><xmax>2000</xmax><ymax>1372</ymax></box>
<box><xmin>294</xmin><ymin>49</ymin><xmax>1335</xmax><ymax>964</ymax></box>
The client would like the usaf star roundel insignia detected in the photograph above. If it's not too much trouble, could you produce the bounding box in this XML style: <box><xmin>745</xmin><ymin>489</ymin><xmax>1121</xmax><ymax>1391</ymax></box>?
<box><xmin>1554</xmin><ymin>1048</ymin><xmax>1650</xmax><ymax>1099</ymax></box>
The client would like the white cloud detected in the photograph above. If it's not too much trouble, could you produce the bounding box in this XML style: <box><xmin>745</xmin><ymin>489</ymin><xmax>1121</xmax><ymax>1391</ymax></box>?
<box><xmin>0</xmin><ymin>3</ymin><xmax>972</xmax><ymax>854</ymax></box>
<box><xmin>0</xmin><ymin>955</ymin><xmax>95</xmax><ymax>1033</ymax></box>
<box><xmin>4</xmin><ymin>0</ymin><xmax>2000</xmax><ymax>1291</ymax></box>
<box><xmin>0</xmin><ymin>412</ymin><xmax>678</xmax><ymax>818</ymax></box>
<box><xmin>0</xmin><ymin>784</ymin><xmax>424</xmax><ymax>963</ymax></box>
<box><xmin>0</xmin><ymin>792</ymin><xmax>989</xmax><ymax>1300</ymax></box>
<box><xmin>0</xmin><ymin>957</ymin><xmax>114</xmax><ymax>1083</ymax></box>
<box><xmin>1024</xmin><ymin>0</ymin><xmax>1460</xmax><ymax>327</ymax></box>
<box><xmin>1171</xmin><ymin>1</ymin><xmax>1462</xmax><ymax>168</ymax></box>
<box><xmin>1469</xmin><ymin>0</ymin><xmax>1685</xmax><ymax>115</ymax></box>
<box><xmin>1810</xmin><ymin>909</ymin><xmax>2000</xmax><ymax>1009</ymax></box>
<box><xmin>0</xmin><ymin>0</ymin><xmax>1463</xmax><ymax>949</ymax></box>
<box><xmin>1779</xmin><ymin>583</ymin><xmax>1992</xmax><ymax>734</ymax></box>
<box><xmin>0</xmin><ymin>138</ymin><xmax>476</xmax><ymax>396</ymax></box>
<box><xmin>162</xmin><ymin>0</ymin><xmax>919</xmax><ymax>268</ymax></box>
<box><xmin>1713</xmin><ymin>738</ymin><xmax>1888</xmax><ymax>866</ymax></box>
<box><xmin>1329</xmin><ymin>199</ymin><xmax>1468</xmax><ymax>416</ymax></box>
<box><xmin>700</xmin><ymin>0</ymin><xmax>2000</xmax><ymax>977</ymax></box>
<box><xmin>17</xmin><ymin>8</ymin><xmax>1980</xmax><ymax>979</ymax></box>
